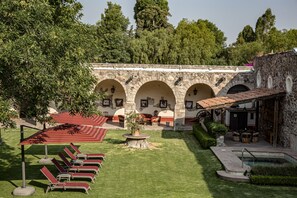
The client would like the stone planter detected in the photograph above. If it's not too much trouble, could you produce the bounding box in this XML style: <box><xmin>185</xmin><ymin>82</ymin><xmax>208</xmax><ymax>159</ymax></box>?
<box><xmin>216</xmin><ymin>135</ymin><xmax>225</xmax><ymax>147</ymax></box>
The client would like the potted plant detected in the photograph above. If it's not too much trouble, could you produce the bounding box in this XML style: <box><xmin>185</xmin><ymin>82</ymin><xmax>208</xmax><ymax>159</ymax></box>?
<box><xmin>125</xmin><ymin>111</ymin><xmax>142</xmax><ymax>136</ymax></box>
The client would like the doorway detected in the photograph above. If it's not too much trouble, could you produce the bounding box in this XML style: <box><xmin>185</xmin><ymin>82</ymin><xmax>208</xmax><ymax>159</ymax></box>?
<box><xmin>230</xmin><ymin>112</ymin><xmax>248</xmax><ymax>131</ymax></box>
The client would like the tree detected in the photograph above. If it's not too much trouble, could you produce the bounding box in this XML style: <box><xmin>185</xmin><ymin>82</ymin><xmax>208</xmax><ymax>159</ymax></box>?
<box><xmin>174</xmin><ymin>19</ymin><xmax>216</xmax><ymax>65</ymax></box>
<box><xmin>96</xmin><ymin>2</ymin><xmax>131</xmax><ymax>63</ymax></box>
<box><xmin>134</xmin><ymin>0</ymin><xmax>172</xmax><ymax>31</ymax></box>
<box><xmin>227</xmin><ymin>42</ymin><xmax>263</xmax><ymax>65</ymax></box>
<box><xmin>236</xmin><ymin>25</ymin><xmax>256</xmax><ymax>44</ymax></box>
<box><xmin>129</xmin><ymin>28</ymin><xmax>177</xmax><ymax>64</ymax></box>
<box><xmin>255</xmin><ymin>8</ymin><xmax>276</xmax><ymax>41</ymax></box>
<box><xmin>0</xmin><ymin>0</ymin><xmax>99</xmax><ymax>124</ymax></box>
<box><xmin>196</xmin><ymin>19</ymin><xmax>227</xmax><ymax>65</ymax></box>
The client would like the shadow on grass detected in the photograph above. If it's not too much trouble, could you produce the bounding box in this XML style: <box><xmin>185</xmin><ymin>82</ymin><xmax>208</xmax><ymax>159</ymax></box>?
<box><xmin>104</xmin><ymin>138</ymin><xmax>125</xmax><ymax>144</ymax></box>
<box><xmin>25</xmin><ymin>144</ymin><xmax>70</xmax><ymax>155</ymax></box>
<box><xmin>161</xmin><ymin>130</ymin><xmax>184</xmax><ymax>139</ymax></box>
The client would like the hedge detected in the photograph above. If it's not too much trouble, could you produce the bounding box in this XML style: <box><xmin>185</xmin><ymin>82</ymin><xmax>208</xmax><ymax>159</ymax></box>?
<box><xmin>204</xmin><ymin>121</ymin><xmax>228</xmax><ymax>137</ymax></box>
<box><xmin>251</xmin><ymin>165</ymin><xmax>297</xmax><ymax>176</ymax></box>
<box><xmin>250</xmin><ymin>175</ymin><xmax>297</xmax><ymax>186</ymax></box>
<box><xmin>193</xmin><ymin>124</ymin><xmax>216</xmax><ymax>149</ymax></box>
<box><xmin>250</xmin><ymin>166</ymin><xmax>297</xmax><ymax>186</ymax></box>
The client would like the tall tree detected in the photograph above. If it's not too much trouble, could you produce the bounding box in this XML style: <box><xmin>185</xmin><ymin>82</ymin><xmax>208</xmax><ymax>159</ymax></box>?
<box><xmin>174</xmin><ymin>19</ymin><xmax>216</xmax><ymax>65</ymax></box>
<box><xmin>129</xmin><ymin>28</ymin><xmax>177</xmax><ymax>64</ymax></box>
<box><xmin>0</xmin><ymin>0</ymin><xmax>99</xmax><ymax>124</ymax></box>
<box><xmin>197</xmin><ymin>19</ymin><xmax>227</xmax><ymax>65</ymax></box>
<box><xmin>255</xmin><ymin>8</ymin><xmax>276</xmax><ymax>41</ymax></box>
<box><xmin>97</xmin><ymin>2</ymin><xmax>130</xmax><ymax>63</ymax></box>
<box><xmin>236</xmin><ymin>25</ymin><xmax>256</xmax><ymax>44</ymax></box>
<box><xmin>134</xmin><ymin>0</ymin><xmax>171</xmax><ymax>31</ymax></box>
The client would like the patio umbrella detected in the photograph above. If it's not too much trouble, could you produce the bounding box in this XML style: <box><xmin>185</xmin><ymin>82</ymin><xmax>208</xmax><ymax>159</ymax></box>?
<box><xmin>13</xmin><ymin>124</ymin><xmax>107</xmax><ymax>196</ymax></box>
<box><xmin>20</xmin><ymin>124</ymin><xmax>107</xmax><ymax>145</ymax></box>
<box><xmin>50</xmin><ymin>112</ymin><xmax>108</xmax><ymax>127</ymax></box>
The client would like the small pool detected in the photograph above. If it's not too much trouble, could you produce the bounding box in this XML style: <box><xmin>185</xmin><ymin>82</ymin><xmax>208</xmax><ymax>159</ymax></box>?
<box><xmin>233</xmin><ymin>151</ymin><xmax>297</xmax><ymax>167</ymax></box>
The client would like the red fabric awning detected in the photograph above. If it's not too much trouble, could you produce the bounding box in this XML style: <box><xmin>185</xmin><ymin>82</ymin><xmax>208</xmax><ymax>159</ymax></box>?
<box><xmin>50</xmin><ymin>112</ymin><xmax>107</xmax><ymax>127</ymax></box>
<box><xmin>20</xmin><ymin>124</ymin><xmax>107</xmax><ymax>145</ymax></box>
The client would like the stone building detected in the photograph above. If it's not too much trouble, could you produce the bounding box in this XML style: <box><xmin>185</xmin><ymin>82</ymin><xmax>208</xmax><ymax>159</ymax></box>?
<box><xmin>92</xmin><ymin>63</ymin><xmax>254</xmax><ymax>129</ymax></box>
<box><xmin>254</xmin><ymin>51</ymin><xmax>297</xmax><ymax>150</ymax></box>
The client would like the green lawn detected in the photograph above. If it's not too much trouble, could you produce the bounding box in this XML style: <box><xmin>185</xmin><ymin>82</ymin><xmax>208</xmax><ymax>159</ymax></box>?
<box><xmin>1</xmin><ymin>128</ymin><xmax>297</xmax><ymax>197</ymax></box>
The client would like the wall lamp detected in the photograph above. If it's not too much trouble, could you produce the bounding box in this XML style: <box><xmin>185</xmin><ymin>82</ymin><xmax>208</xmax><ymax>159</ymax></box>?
<box><xmin>125</xmin><ymin>76</ymin><xmax>133</xmax><ymax>85</ymax></box>
<box><xmin>110</xmin><ymin>85</ymin><xmax>115</xmax><ymax>93</ymax></box>
<box><xmin>215</xmin><ymin>77</ymin><xmax>226</xmax><ymax>87</ymax></box>
<box><xmin>193</xmin><ymin>88</ymin><xmax>198</xmax><ymax>95</ymax></box>
<box><xmin>174</xmin><ymin>77</ymin><xmax>183</xmax><ymax>86</ymax></box>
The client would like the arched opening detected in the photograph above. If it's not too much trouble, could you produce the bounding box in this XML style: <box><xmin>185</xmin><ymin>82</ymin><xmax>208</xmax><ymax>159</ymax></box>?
<box><xmin>267</xmin><ymin>76</ymin><xmax>273</xmax><ymax>89</ymax></box>
<box><xmin>135</xmin><ymin>81</ymin><xmax>176</xmax><ymax>127</ymax></box>
<box><xmin>95</xmin><ymin>79</ymin><xmax>126</xmax><ymax>123</ymax></box>
<box><xmin>184</xmin><ymin>84</ymin><xmax>214</xmax><ymax>125</ymax></box>
<box><xmin>226</xmin><ymin>84</ymin><xmax>254</xmax><ymax>131</ymax></box>
<box><xmin>286</xmin><ymin>75</ymin><xmax>293</xmax><ymax>93</ymax></box>
<box><xmin>227</xmin><ymin>84</ymin><xmax>249</xmax><ymax>94</ymax></box>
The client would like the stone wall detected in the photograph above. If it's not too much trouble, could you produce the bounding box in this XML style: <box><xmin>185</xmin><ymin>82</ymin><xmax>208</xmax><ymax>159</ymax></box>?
<box><xmin>254</xmin><ymin>51</ymin><xmax>297</xmax><ymax>149</ymax></box>
<box><xmin>92</xmin><ymin>63</ymin><xmax>254</xmax><ymax>126</ymax></box>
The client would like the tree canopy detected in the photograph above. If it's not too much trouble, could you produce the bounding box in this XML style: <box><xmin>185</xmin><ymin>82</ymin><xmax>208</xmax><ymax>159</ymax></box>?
<box><xmin>96</xmin><ymin>2</ymin><xmax>131</xmax><ymax>63</ymax></box>
<box><xmin>134</xmin><ymin>0</ymin><xmax>171</xmax><ymax>32</ymax></box>
<box><xmin>0</xmin><ymin>0</ymin><xmax>100</xmax><ymax>124</ymax></box>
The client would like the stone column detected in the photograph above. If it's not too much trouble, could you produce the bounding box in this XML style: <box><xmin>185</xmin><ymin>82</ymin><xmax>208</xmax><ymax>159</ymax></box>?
<box><xmin>174</xmin><ymin>102</ymin><xmax>186</xmax><ymax>131</ymax></box>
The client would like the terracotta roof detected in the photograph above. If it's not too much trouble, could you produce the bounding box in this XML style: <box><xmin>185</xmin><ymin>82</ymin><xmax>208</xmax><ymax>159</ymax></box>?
<box><xmin>50</xmin><ymin>112</ymin><xmax>107</xmax><ymax>127</ymax></box>
<box><xmin>20</xmin><ymin>124</ymin><xmax>107</xmax><ymax>145</ymax></box>
<box><xmin>197</xmin><ymin>88</ymin><xmax>286</xmax><ymax>110</ymax></box>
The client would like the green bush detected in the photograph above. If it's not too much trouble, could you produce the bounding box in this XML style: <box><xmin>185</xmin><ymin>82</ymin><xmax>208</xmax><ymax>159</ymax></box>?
<box><xmin>250</xmin><ymin>166</ymin><xmax>297</xmax><ymax>186</ymax></box>
<box><xmin>251</xmin><ymin>165</ymin><xmax>297</xmax><ymax>176</ymax></box>
<box><xmin>250</xmin><ymin>175</ymin><xmax>297</xmax><ymax>186</ymax></box>
<box><xmin>193</xmin><ymin>124</ymin><xmax>216</xmax><ymax>149</ymax></box>
<box><xmin>204</xmin><ymin>121</ymin><xmax>228</xmax><ymax>137</ymax></box>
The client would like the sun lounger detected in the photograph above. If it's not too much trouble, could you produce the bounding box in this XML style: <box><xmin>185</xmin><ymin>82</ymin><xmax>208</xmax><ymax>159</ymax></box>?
<box><xmin>52</xmin><ymin>158</ymin><xmax>95</xmax><ymax>183</ymax></box>
<box><xmin>58</xmin><ymin>153</ymin><xmax>99</xmax><ymax>174</ymax></box>
<box><xmin>40</xmin><ymin>166</ymin><xmax>91</xmax><ymax>194</ymax></box>
<box><xmin>64</xmin><ymin>147</ymin><xmax>103</xmax><ymax>168</ymax></box>
<box><xmin>70</xmin><ymin>143</ymin><xmax>105</xmax><ymax>160</ymax></box>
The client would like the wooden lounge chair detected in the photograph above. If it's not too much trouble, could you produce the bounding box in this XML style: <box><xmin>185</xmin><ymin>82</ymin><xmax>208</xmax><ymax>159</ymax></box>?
<box><xmin>40</xmin><ymin>166</ymin><xmax>91</xmax><ymax>194</ymax></box>
<box><xmin>58</xmin><ymin>153</ymin><xmax>99</xmax><ymax>174</ymax></box>
<box><xmin>52</xmin><ymin>158</ymin><xmax>96</xmax><ymax>183</ymax></box>
<box><xmin>64</xmin><ymin>147</ymin><xmax>103</xmax><ymax>168</ymax></box>
<box><xmin>70</xmin><ymin>143</ymin><xmax>105</xmax><ymax>160</ymax></box>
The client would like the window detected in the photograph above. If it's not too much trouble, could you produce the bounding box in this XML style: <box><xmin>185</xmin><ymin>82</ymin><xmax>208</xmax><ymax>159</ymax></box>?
<box><xmin>250</xmin><ymin>113</ymin><xmax>254</xmax><ymax>120</ymax></box>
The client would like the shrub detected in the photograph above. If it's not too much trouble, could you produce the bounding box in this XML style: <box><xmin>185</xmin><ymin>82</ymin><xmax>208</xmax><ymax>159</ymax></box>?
<box><xmin>250</xmin><ymin>165</ymin><xmax>297</xmax><ymax>186</ymax></box>
<box><xmin>251</xmin><ymin>165</ymin><xmax>297</xmax><ymax>176</ymax></box>
<box><xmin>193</xmin><ymin>124</ymin><xmax>216</xmax><ymax>149</ymax></box>
<box><xmin>250</xmin><ymin>175</ymin><xmax>297</xmax><ymax>186</ymax></box>
<box><xmin>204</xmin><ymin>121</ymin><xmax>228</xmax><ymax>137</ymax></box>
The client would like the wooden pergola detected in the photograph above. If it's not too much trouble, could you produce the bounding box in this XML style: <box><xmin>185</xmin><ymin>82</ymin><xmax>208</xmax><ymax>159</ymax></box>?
<box><xmin>197</xmin><ymin>88</ymin><xmax>286</xmax><ymax>147</ymax></box>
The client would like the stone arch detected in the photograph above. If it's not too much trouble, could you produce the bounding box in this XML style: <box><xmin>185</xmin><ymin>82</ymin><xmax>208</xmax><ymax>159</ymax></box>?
<box><xmin>227</xmin><ymin>84</ymin><xmax>250</xmax><ymax>94</ymax></box>
<box><xmin>94</xmin><ymin>79</ymin><xmax>127</xmax><ymax>122</ymax></box>
<box><xmin>184</xmin><ymin>83</ymin><xmax>215</xmax><ymax>124</ymax></box>
<box><xmin>135</xmin><ymin>80</ymin><xmax>176</xmax><ymax>126</ymax></box>
<box><xmin>217</xmin><ymin>81</ymin><xmax>253</xmax><ymax>97</ymax></box>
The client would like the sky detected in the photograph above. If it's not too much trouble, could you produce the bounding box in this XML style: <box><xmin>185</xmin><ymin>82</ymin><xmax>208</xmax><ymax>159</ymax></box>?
<box><xmin>77</xmin><ymin>0</ymin><xmax>297</xmax><ymax>45</ymax></box>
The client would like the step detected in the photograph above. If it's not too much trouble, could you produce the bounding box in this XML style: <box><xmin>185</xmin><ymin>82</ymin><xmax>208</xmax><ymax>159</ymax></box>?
<box><xmin>216</xmin><ymin>170</ymin><xmax>250</xmax><ymax>183</ymax></box>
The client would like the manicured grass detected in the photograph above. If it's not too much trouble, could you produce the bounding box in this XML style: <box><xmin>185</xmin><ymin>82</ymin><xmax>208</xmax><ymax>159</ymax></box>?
<box><xmin>1</xmin><ymin>128</ymin><xmax>297</xmax><ymax>197</ymax></box>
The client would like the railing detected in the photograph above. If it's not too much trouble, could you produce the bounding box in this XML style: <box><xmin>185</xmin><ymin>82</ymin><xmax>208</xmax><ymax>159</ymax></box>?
<box><xmin>241</xmin><ymin>148</ymin><xmax>257</xmax><ymax>168</ymax></box>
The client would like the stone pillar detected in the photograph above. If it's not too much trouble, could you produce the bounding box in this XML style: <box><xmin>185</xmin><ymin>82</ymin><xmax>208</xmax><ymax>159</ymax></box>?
<box><xmin>174</xmin><ymin>102</ymin><xmax>185</xmax><ymax>131</ymax></box>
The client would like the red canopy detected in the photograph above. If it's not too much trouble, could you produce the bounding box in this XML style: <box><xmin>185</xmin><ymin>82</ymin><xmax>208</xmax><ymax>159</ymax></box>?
<box><xmin>20</xmin><ymin>124</ymin><xmax>107</xmax><ymax>145</ymax></box>
<box><xmin>50</xmin><ymin>112</ymin><xmax>107</xmax><ymax>127</ymax></box>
